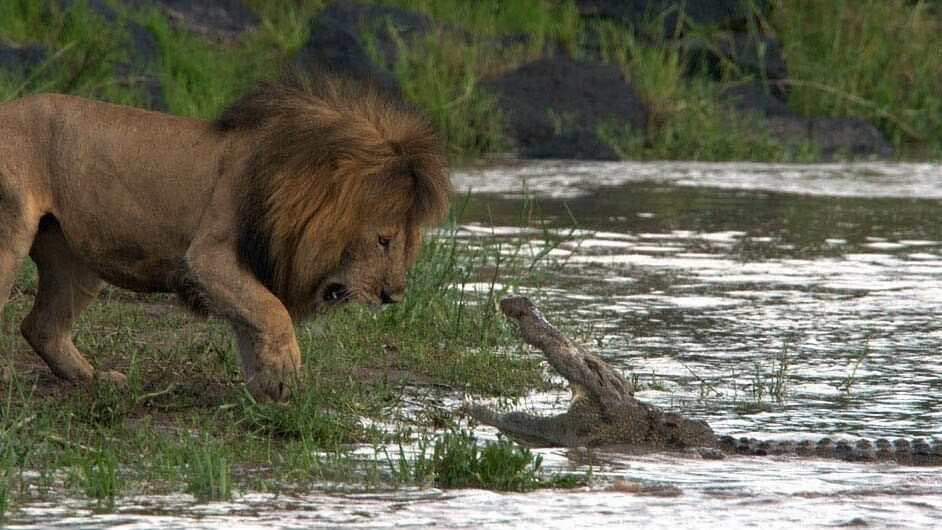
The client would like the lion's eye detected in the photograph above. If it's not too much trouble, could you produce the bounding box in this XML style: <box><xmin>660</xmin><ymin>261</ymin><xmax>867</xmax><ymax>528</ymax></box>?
<box><xmin>378</xmin><ymin>236</ymin><xmax>391</xmax><ymax>249</ymax></box>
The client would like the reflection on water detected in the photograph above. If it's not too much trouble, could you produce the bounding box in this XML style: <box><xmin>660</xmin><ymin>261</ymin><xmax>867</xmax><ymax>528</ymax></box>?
<box><xmin>459</xmin><ymin>176</ymin><xmax>942</xmax><ymax>439</ymax></box>
<box><xmin>12</xmin><ymin>161</ymin><xmax>942</xmax><ymax>528</ymax></box>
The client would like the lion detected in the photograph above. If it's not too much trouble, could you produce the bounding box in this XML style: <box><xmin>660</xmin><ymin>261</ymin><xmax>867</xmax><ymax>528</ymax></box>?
<box><xmin>0</xmin><ymin>71</ymin><xmax>451</xmax><ymax>401</ymax></box>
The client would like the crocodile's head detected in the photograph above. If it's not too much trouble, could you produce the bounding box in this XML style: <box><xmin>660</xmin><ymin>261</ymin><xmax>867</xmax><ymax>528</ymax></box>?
<box><xmin>657</xmin><ymin>412</ymin><xmax>717</xmax><ymax>449</ymax></box>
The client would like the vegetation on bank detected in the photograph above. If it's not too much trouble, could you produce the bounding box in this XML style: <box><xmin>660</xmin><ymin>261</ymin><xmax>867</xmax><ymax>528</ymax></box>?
<box><xmin>770</xmin><ymin>0</ymin><xmax>942</xmax><ymax>158</ymax></box>
<box><xmin>0</xmin><ymin>0</ymin><xmax>939</xmax><ymax>160</ymax></box>
<box><xmin>0</xmin><ymin>0</ymin><xmax>939</xmax><ymax>517</ymax></box>
<box><xmin>0</xmin><ymin>218</ymin><xmax>572</xmax><ymax>518</ymax></box>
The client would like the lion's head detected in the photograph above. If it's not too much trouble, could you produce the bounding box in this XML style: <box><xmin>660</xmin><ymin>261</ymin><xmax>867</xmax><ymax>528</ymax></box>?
<box><xmin>217</xmin><ymin>71</ymin><xmax>451</xmax><ymax>314</ymax></box>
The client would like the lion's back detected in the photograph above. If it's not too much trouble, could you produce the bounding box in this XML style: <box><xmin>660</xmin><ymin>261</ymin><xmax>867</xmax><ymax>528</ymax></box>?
<box><xmin>0</xmin><ymin>94</ymin><xmax>235</xmax><ymax>292</ymax></box>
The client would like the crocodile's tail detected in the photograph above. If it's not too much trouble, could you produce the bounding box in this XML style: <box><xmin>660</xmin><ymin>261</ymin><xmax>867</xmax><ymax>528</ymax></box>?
<box><xmin>717</xmin><ymin>435</ymin><xmax>942</xmax><ymax>466</ymax></box>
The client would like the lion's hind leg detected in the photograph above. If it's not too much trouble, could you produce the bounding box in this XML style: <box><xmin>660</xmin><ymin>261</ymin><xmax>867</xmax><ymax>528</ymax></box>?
<box><xmin>19</xmin><ymin>216</ymin><xmax>125</xmax><ymax>386</ymax></box>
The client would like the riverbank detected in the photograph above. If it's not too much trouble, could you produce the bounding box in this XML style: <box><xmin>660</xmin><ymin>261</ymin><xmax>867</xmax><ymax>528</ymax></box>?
<box><xmin>1</xmin><ymin>1</ymin><xmax>939</xmax><ymax>161</ymax></box>
<box><xmin>4</xmin><ymin>160</ymin><xmax>942</xmax><ymax>527</ymax></box>
<box><xmin>2</xmin><ymin>1</ymin><xmax>942</xmax><ymax>524</ymax></box>
<box><xmin>0</xmin><ymin>218</ymin><xmax>578</xmax><ymax>519</ymax></box>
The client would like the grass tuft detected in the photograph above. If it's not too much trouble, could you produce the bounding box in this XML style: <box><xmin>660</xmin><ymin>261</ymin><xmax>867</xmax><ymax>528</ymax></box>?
<box><xmin>389</xmin><ymin>430</ymin><xmax>577</xmax><ymax>491</ymax></box>
<box><xmin>185</xmin><ymin>435</ymin><xmax>233</xmax><ymax>501</ymax></box>
<box><xmin>80</xmin><ymin>446</ymin><xmax>121</xmax><ymax>511</ymax></box>
<box><xmin>385</xmin><ymin>30</ymin><xmax>505</xmax><ymax>158</ymax></box>
<box><xmin>236</xmin><ymin>387</ymin><xmax>372</xmax><ymax>446</ymax></box>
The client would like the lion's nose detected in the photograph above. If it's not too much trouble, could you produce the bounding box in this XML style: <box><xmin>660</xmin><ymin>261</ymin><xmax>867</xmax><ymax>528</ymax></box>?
<box><xmin>380</xmin><ymin>290</ymin><xmax>402</xmax><ymax>305</ymax></box>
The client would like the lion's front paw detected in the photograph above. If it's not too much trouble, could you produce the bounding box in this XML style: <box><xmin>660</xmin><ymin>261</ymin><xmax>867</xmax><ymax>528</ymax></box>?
<box><xmin>246</xmin><ymin>356</ymin><xmax>303</xmax><ymax>403</ymax></box>
<box><xmin>95</xmin><ymin>369</ymin><xmax>128</xmax><ymax>388</ymax></box>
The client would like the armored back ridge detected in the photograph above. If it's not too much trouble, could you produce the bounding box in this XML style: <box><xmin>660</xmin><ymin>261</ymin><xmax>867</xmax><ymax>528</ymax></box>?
<box><xmin>718</xmin><ymin>436</ymin><xmax>942</xmax><ymax>465</ymax></box>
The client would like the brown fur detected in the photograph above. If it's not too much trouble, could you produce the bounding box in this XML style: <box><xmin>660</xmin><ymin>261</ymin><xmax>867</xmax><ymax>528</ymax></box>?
<box><xmin>0</xmin><ymin>71</ymin><xmax>450</xmax><ymax>401</ymax></box>
<box><xmin>218</xmin><ymin>72</ymin><xmax>450</xmax><ymax>312</ymax></box>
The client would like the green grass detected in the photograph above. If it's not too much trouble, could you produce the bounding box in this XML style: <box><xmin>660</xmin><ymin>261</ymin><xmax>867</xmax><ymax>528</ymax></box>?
<box><xmin>392</xmin><ymin>33</ymin><xmax>507</xmax><ymax>158</ymax></box>
<box><xmin>769</xmin><ymin>0</ymin><xmax>942</xmax><ymax>157</ymax></box>
<box><xmin>79</xmin><ymin>445</ymin><xmax>122</xmax><ymax>511</ymax></box>
<box><xmin>384</xmin><ymin>0</ymin><xmax>582</xmax><ymax>55</ymax></box>
<box><xmin>0</xmin><ymin>0</ymin><xmax>139</xmax><ymax>105</ymax></box>
<box><xmin>244</xmin><ymin>0</ymin><xmax>327</xmax><ymax>53</ymax></box>
<box><xmin>184</xmin><ymin>435</ymin><xmax>233</xmax><ymax>501</ymax></box>
<box><xmin>2</xmin><ymin>0</ymin><xmax>939</xmax><ymax>160</ymax></box>
<box><xmin>388</xmin><ymin>430</ymin><xmax>583</xmax><ymax>491</ymax></box>
<box><xmin>0</xmin><ymin>221</ymin><xmax>573</xmax><ymax>518</ymax></box>
<box><xmin>594</xmin><ymin>20</ymin><xmax>817</xmax><ymax>162</ymax></box>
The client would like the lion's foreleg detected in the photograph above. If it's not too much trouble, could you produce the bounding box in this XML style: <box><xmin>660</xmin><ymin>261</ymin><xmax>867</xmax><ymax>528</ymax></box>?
<box><xmin>231</xmin><ymin>323</ymin><xmax>302</xmax><ymax>402</ymax></box>
<box><xmin>0</xmin><ymin>194</ymin><xmax>40</xmax><ymax>312</ymax></box>
<box><xmin>183</xmin><ymin>251</ymin><xmax>302</xmax><ymax>402</ymax></box>
<box><xmin>0</xmin><ymin>191</ymin><xmax>42</xmax><ymax>383</ymax></box>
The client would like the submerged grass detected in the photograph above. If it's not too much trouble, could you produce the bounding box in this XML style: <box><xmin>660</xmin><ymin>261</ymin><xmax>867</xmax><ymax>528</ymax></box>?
<box><xmin>388</xmin><ymin>429</ymin><xmax>583</xmax><ymax>491</ymax></box>
<box><xmin>184</xmin><ymin>435</ymin><xmax>233</xmax><ymax>501</ymax></box>
<box><xmin>837</xmin><ymin>340</ymin><xmax>871</xmax><ymax>394</ymax></box>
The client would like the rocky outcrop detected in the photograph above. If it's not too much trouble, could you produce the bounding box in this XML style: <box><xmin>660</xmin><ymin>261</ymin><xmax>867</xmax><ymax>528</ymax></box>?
<box><xmin>575</xmin><ymin>0</ymin><xmax>758</xmax><ymax>35</ymax></box>
<box><xmin>155</xmin><ymin>0</ymin><xmax>260</xmax><ymax>41</ymax></box>
<box><xmin>287</xmin><ymin>1</ymin><xmax>892</xmax><ymax>160</ymax></box>
<box><xmin>467</xmin><ymin>296</ymin><xmax>941</xmax><ymax>465</ymax></box>
<box><xmin>771</xmin><ymin>116</ymin><xmax>893</xmax><ymax>158</ymax></box>
<box><xmin>721</xmin><ymin>83</ymin><xmax>893</xmax><ymax>158</ymax></box>
<box><xmin>0</xmin><ymin>43</ymin><xmax>48</xmax><ymax>76</ymax></box>
<box><xmin>294</xmin><ymin>1</ymin><xmax>459</xmax><ymax>94</ymax></box>
<box><xmin>293</xmin><ymin>3</ymin><xmax>650</xmax><ymax>159</ymax></box>
<box><xmin>483</xmin><ymin>58</ymin><xmax>647</xmax><ymax>160</ymax></box>
<box><xmin>64</xmin><ymin>0</ymin><xmax>166</xmax><ymax>110</ymax></box>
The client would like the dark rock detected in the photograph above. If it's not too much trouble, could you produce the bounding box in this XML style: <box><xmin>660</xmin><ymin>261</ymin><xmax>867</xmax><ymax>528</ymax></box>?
<box><xmin>576</xmin><ymin>0</ymin><xmax>758</xmax><ymax>35</ymax></box>
<box><xmin>720</xmin><ymin>83</ymin><xmax>792</xmax><ymax>117</ymax></box>
<box><xmin>483</xmin><ymin>57</ymin><xmax>647</xmax><ymax>160</ymax></box>
<box><xmin>156</xmin><ymin>0</ymin><xmax>260</xmax><ymax>41</ymax></box>
<box><xmin>720</xmin><ymin>83</ymin><xmax>892</xmax><ymax>158</ymax></box>
<box><xmin>764</xmin><ymin>116</ymin><xmax>893</xmax><ymax>158</ymax></box>
<box><xmin>809</xmin><ymin>117</ymin><xmax>893</xmax><ymax>158</ymax></box>
<box><xmin>61</xmin><ymin>0</ymin><xmax>166</xmax><ymax>110</ymax></box>
<box><xmin>113</xmin><ymin>63</ymin><xmax>166</xmax><ymax>111</ymax></box>
<box><xmin>683</xmin><ymin>34</ymin><xmax>787</xmax><ymax>85</ymax></box>
<box><xmin>524</xmin><ymin>130</ymin><xmax>620</xmax><ymax>160</ymax></box>
<box><xmin>296</xmin><ymin>19</ymin><xmax>398</xmax><ymax>94</ymax></box>
<box><xmin>0</xmin><ymin>44</ymin><xmax>48</xmax><ymax>75</ymax></box>
<box><xmin>295</xmin><ymin>1</ymin><xmax>460</xmax><ymax>94</ymax></box>
<box><xmin>73</xmin><ymin>0</ymin><xmax>159</xmax><ymax>67</ymax></box>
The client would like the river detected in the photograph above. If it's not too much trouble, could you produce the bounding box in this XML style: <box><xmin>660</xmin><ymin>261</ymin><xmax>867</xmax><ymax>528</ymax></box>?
<box><xmin>14</xmin><ymin>161</ymin><xmax>942</xmax><ymax>529</ymax></box>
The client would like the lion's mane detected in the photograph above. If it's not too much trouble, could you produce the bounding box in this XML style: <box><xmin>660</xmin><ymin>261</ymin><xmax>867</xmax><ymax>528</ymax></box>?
<box><xmin>216</xmin><ymin>72</ymin><xmax>451</xmax><ymax>312</ymax></box>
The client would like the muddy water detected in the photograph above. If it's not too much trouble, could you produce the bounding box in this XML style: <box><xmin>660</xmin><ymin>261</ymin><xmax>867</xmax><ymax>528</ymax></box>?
<box><xmin>14</xmin><ymin>161</ymin><xmax>942</xmax><ymax>529</ymax></box>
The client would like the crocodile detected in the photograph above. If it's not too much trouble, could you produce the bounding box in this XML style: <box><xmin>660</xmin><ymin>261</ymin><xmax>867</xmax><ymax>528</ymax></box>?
<box><xmin>464</xmin><ymin>296</ymin><xmax>942</xmax><ymax>466</ymax></box>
